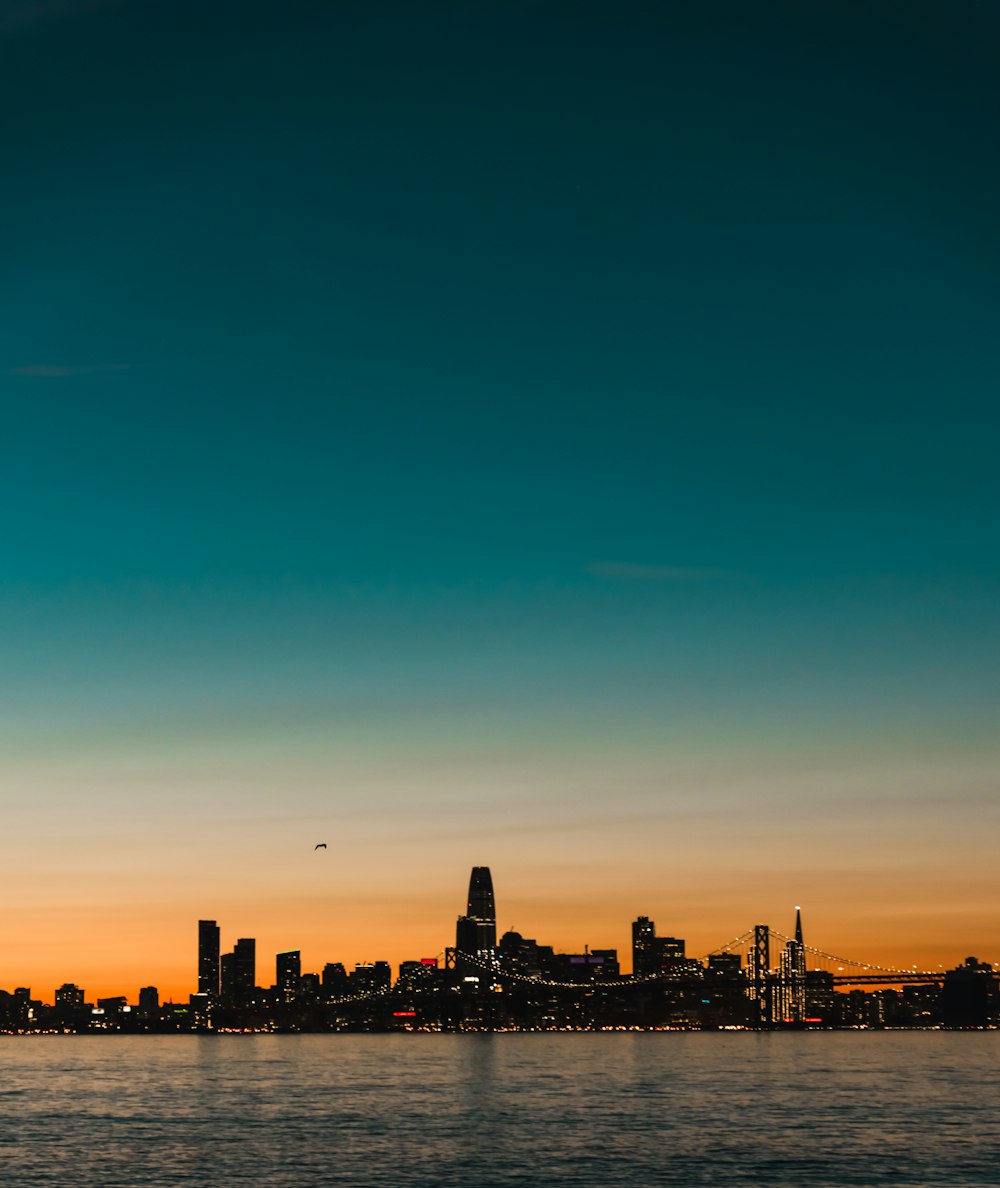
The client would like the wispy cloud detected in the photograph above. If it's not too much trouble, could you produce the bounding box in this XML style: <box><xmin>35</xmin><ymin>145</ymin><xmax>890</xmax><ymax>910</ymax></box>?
<box><xmin>586</xmin><ymin>561</ymin><xmax>737</xmax><ymax>582</ymax></box>
<box><xmin>10</xmin><ymin>363</ymin><xmax>130</xmax><ymax>378</ymax></box>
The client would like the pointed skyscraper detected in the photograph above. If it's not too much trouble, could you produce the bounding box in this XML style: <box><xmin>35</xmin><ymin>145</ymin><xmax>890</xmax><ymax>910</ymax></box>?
<box><xmin>467</xmin><ymin>866</ymin><xmax>496</xmax><ymax>923</ymax></box>
<box><xmin>776</xmin><ymin>906</ymin><xmax>807</xmax><ymax>1024</ymax></box>
<box><xmin>456</xmin><ymin>866</ymin><xmax>497</xmax><ymax>958</ymax></box>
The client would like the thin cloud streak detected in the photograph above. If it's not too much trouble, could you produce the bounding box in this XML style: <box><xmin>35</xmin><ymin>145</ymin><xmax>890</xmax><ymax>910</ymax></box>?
<box><xmin>586</xmin><ymin>561</ymin><xmax>739</xmax><ymax>582</ymax></box>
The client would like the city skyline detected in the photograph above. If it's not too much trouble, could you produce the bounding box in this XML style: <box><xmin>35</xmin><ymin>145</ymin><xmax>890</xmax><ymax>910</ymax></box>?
<box><xmin>5</xmin><ymin>867</ymin><xmax>997</xmax><ymax>1032</ymax></box>
<box><xmin>3</xmin><ymin>864</ymin><xmax>997</xmax><ymax>1003</ymax></box>
<box><xmin>2</xmin><ymin>2</ymin><xmax>998</xmax><ymax>1006</ymax></box>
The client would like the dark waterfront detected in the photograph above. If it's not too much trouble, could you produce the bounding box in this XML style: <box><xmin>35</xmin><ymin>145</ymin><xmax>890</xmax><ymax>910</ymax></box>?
<box><xmin>2</xmin><ymin>1033</ymin><xmax>998</xmax><ymax>1186</ymax></box>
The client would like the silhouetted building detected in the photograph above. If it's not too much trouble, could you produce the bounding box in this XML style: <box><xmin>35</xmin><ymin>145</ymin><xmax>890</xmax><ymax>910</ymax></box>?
<box><xmin>455</xmin><ymin>867</ymin><xmax>497</xmax><ymax>970</ymax></box>
<box><xmin>198</xmin><ymin>919</ymin><xmax>220</xmax><ymax>1000</ymax></box>
<box><xmin>943</xmin><ymin>957</ymin><xmax>999</xmax><ymax>1028</ymax></box>
<box><xmin>222</xmin><ymin>938</ymin><xmax>256</xmax><ymax>1005</ymax></box>
<box><xmin>53</xmin><ymin>983</ymin><xmax>87</xmax><ymax>1029</ymax></box>
<box><xmin>322</xmin><ymin>963</ymin><xmax>348</xmax><ymax>997</ymax></box>
<box><xmin>352</xmin><ymin>962</ymin><xmax>392</xmax><ymax>992</ymax></box>
<box><xmin>55</xmin><ymin>983</ymin><xmax>84</xmax><ymax>1009</ymax></box>
<box><xmin>632</xmin><ymin>916</ymin><xmax>656</xmax><ymax>977</ymax></box>
<box><xmin>707</xmin><ymin>953</ymin><xmax>741</xmax><ymax>976</ymax></box>
<box><xmin>803</xmin><ymin>971</ymin><xmax>834</xmax><ymax>1023</ymax></box>
<box><xmin>137</xmin><ymin>986</ymin><xmax>160</xmax><ymax>1020</ymax></box>
<box><xmin>276</xmin><ymin>951</ymin><xmax>301</xmax><ymax>1003</ymax></box>
<box><xmin>499</xmin><ymin>930</ymin><xmax>555</xmax><ymax>978</ymax></box>
<box><xmin>8</xmin><ymin>988</ymin><xmax>34</xmax><ymax>1030</ymax></box>
<box><xmin>397</xmin><ymin>959</ymin><xmax>443</xmax><ymax>995</ymax></box>
<box><xmin>97</xmin><ymin>996</ymin><xmax>129</xmax><ymax>1022</ymax></box>
<box><xmin>189</xmin><ymin>992</ymin><xmax>212</xmax><ymax>1029</ymax></box>
<box><xmin>775</xmin><ymin>909</ymin><xmax>807</xmax><ymax>1023</ymax></box>
<box><xmin>553</xmin><ymin>949</ymin><xmax>620</xmax><ymax>983</ymax></box>
<box><xmin>467</xmin><ymin>866</ymin><xmax>495</xmax><ymax>921</ymax></box>
<box><xmin>631</xmin><ymin>916</ymin><xmax>687</xmax><ymax>977</ymax></box>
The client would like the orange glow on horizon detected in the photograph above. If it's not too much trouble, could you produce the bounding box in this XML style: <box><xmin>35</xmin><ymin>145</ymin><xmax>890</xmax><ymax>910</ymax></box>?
<box><xmin>4</xmin><ymin>879</ymin><xmax>995</xmax><ymax>1003</ymax></box>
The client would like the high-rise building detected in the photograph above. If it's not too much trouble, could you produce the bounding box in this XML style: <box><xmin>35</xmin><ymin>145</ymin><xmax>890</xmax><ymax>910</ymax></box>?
<box><xmin>467</xmin><ymin>866</ymin><xmax>495</xmax><ymax>922</ymax></box>
<box><xmin>234</xmin><ymin>938</ymin><xmax>256</xmax><ymax>1002</ymax></box>
<box><xmin>322</xmin><ymin>962</ymin><xmax>348</xmax><ymax>997</ymax></box>
<box><xmin>455</xmin><ymin>866</ymin><xmax>497</xmax><ymax>960</ymax></box>
<box><xmin>137</xmin><ymin>986</ymin><xmax>160</xmax><ymax>1020</ymax></box>
<box><xmin>632</xmin><ymin>916</ymin><xmax>656</xmax><ymax>977</ymax></box>
<box><xmin>55</xmin><ymin>983</ymin><xmax>84</xmax><ymax>1009</ymax></box>
<box><xmin>222</xmin><ymin>937</ymin><xmax>257</xmax><ymax>1005</ymax></box>
<box><xmin>775</xmin><ymin>909</ymin><xmax>807</xmax><ymax>1023</ymax></box>
<box><xmin>352</xmin><ymin>961</ymin><xmax>392</xmax><ymax>992</ymax></box>
<box><xmin>276</xmin><ymin>950</ymin><xmax>301</xmax><ymax>1003</ymax></box>
<box><xmin>631</xmin><ymin>917</ymin><xmax>686</xmax><ymax>977</ymax></box>
<box><xmin>198</xmin><ymin>920</ymin><xmax>221</xmax><ymax>1000</ymax></box>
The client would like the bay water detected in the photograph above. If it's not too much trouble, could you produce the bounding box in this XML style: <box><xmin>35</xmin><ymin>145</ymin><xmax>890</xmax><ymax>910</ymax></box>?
<box><xmin>1</xmin><ymin>1033</ymin><xmax>997</xmax><ymax>1185</ymax></box>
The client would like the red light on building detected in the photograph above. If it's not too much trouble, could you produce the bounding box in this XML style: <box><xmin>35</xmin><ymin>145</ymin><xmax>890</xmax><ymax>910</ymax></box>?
<box><xmin>420</xmin><ymin>958</ymin><xmax>438</xmax><ymax>967</ymax></box>
<box><xmin>392</xmin><ymin>1011</ymin><xmax>417</xmax><ymax>1018</ymax></box>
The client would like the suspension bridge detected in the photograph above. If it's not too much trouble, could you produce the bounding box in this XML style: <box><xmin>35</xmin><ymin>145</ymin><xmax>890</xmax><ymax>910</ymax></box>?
<box><xmin>322</xmin><ymin>923</ymin><xmax>953</xmax><ymax>1008</ymax></box>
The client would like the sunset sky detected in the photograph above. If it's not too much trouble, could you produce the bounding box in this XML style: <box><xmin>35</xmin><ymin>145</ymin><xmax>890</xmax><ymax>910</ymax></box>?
<box><xmin>2</xmin><ymin>0</ymin><xmax>998</xmax><ymax>999</ymax></box>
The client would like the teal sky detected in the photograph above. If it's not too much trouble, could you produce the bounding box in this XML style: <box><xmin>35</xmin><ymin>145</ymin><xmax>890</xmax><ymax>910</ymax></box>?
<box><xmin>1</xmin><ymin>1</ymin><xmax>998</xmax><ymax>991</ymax></box>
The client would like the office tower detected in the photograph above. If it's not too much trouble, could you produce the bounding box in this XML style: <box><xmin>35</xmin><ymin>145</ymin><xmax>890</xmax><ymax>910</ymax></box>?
<box><xmin>322</xmin><ymin>962</ymin><xmax>348</xmax><ymax>997</ymax></box>
<box><xmin>352</xmin><ymin>961</ymin><xmax>392</xmax><ymax>993</ymax></box>
<box><xmin>631</xmin><ymin>918</ymin><xmax>686</xmax><ymax>977</ymax></box>
<box><xmin>656</xmin><ymin>937</ymin><xmax>686</xmax><ymax>967</ymax></box>
<box><xmin>222</xmin><ymin>938</ymin><xmax>257</xmax><ymax>1005</ymax></box>
<box><xmin>498</xmin><ymin>930</ymin><xmax>554</xmax><ymax>978</ymax></box>
<box><xmin>55</xmin><ymin>983</ymin><xmax>84</xmax><ymax>1009</ymax></box>
<box><xmin>775</xmin><ymin>909</ymin><xmax>807</xmax><ymax>1023</ymax></box>
<box><xmin>198</xmin><ymin>919</ymin><xmax>221</xmax><ymax>999</ymax></box>
<box><xmin>632</xmin><ymin>916</ymin><xmax>656</xmax><ymax>977</ymax></box>
<box><xmin>234</xmin><ymin>938</ymin><xmax>256</xmax><ymax>1001</ymax></box>
<box><xmin>707</xmin><ymin>953</ymin><xmax>741</xmax><ymax>976</ymax></box>
<box><xmin>467</xmin><ymin>866</ymin><xmax>496</xmax><ymax>922</ymax></box>
<box><xmin>137</xmin><ymin>986</ymin><xmax>160</xmax><ymax>1020</ymax></box>
<box><xmin>455</xmin><ymin>866</ymin><xmax>497</xmax><ymax>958</ymax></box>
<box><xmin>942</xmin><ymin>957</ymin><xmax>1000</xmax><ymax>1028</ymax></box>
<box><xmin>220</xmin><ymin>951</ymin><xmax>235</xmax><ymax>1002</ymax></box>
<box><xmin>277</xmin><ymin>950</ymin><xmax>301</xmax><ymax>1003</ymax></box>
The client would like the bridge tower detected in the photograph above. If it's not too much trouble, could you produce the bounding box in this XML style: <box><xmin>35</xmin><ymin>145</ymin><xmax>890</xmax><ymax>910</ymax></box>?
<box><xmin>747</xmin><ymin>924</ymin><xmax>771</xmax><ymax>1027</ymax></box>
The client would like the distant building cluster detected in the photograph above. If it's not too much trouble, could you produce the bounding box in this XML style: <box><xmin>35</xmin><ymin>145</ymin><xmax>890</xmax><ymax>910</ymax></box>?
<box><xmin>2</xmin><ymin>868</ymin><xmax>998</xmax><ymax>1033</ymax></box>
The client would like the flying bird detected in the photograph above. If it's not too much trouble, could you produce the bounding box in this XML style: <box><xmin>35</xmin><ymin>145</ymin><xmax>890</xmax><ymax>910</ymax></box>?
<box><xmin>314</xmin><ymin>843</ymin><xmax>327</xmax><ymax>850</ymax></box>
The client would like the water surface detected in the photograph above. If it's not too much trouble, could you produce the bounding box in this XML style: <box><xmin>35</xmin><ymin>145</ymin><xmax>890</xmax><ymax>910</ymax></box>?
<box><xmin>2</xmin><ymin>1033</ymin><xmax>997</xmax><ymax>1185</ymax></box>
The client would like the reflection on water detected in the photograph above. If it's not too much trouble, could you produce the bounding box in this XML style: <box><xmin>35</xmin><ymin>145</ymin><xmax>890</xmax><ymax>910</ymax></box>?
<box><xmin>1</xmin><ymin>1033</ymin><xmax>998</xmax><ymax>1185</ymax></box>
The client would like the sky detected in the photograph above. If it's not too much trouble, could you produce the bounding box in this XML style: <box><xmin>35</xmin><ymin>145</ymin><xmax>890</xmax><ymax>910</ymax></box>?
<box><xmin>1</xmin><ymin>0</ymin><xmax>998</xmax><ymax>998</ymax></box>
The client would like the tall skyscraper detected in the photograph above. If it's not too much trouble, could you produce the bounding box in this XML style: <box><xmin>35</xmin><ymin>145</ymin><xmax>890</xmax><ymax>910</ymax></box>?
<box><xmin>775</xmin><ymin>908</ymin><xmax>807</xmax><ymax>1023</ymax></box>
<box><xmin>277</xmin><ymin>950</ymin><xmax>301</xmax><ymax>1003</ymax></box>
<box><xmin>466</xmin><ymin>866</ymin><xmax>496</xmax><ymax>923</ymax></box>
<box><xmin>455</xmin><ymin>866</ymin><xmax>497</xmax><ymax>962</ymax></box>
<box><xmin>221</xmin><ymin>937</ymin><xmax>256</xmax><ymax>1005</ymax></box>
<box><xmin>632</xmin><ymin>916</ymin><xmax>656</xmax><ymax>977</ymax></box>
<box><xmin>198</xmin><ymin>919</ymin><xmax>220</xmax><ymax>1000</ymax></box>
